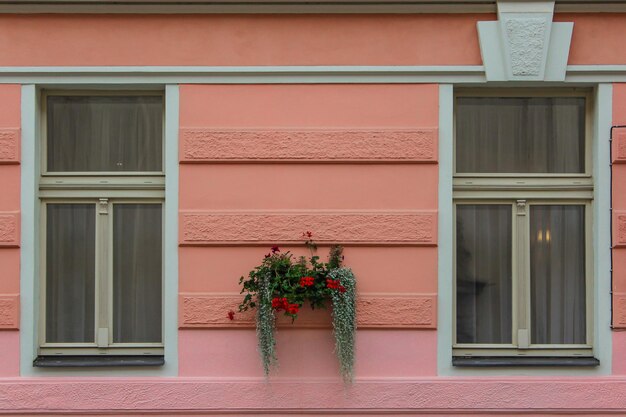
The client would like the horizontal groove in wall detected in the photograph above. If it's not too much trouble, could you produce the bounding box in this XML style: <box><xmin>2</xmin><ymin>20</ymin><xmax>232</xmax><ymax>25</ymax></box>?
<box><xmin>179</xmin><ymin>128</ymin><xmax>438</xmax><ymax>163</ymax></box>
<box><xmin>0</xmin><ymin>294</ymin><xmax>19</xmax><ymax>329</ymax></box>
<box><xmin>179</xmin><ymin>211</ymin><xmax>437</xmax><ymax>246</ymax></box>
<box><xmin>179</xmin><ymin>293</ymin><xmax>436</xmax><ymax>329</ymax></box>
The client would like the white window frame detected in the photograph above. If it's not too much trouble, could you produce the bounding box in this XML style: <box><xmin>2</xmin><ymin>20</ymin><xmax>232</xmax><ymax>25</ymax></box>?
<box><xmin>452</xmin><ymin>88</ymin><xmax>595</xmax><ymax>358</ymax></box>
<box><xmin>37</xmin><ymin>90</ymin><xmax>165</xmax><ymax>357</ymax></box>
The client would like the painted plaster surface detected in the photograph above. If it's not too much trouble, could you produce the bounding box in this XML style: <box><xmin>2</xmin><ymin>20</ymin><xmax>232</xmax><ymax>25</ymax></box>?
<box><xmin>0</xmin><ymin>14</ymin><xmax>485</xmax><ymax>66</ymax></box>
<box><xmin>178</xmin><ymin>83</ymin><xmax>438</xmax><ymax>381</ymax></box>
<box><xmin>180</xmin><ymin>211</ymin><xmax>437</xmax><ymax>245</ymax></box>
<box><xmin>179</xmin><ymin>246</ymin><xmax>438</xmax><ymax>293</ymax></box>
<box><xmin>613</xmin><ymin>85</ymin><xmax>626</xmax><ymax>332</ymax></box>
<box><xmin>6</xmin><ymin>376</ymin><xmax>626</xmax><ymax>414</ymax></box>
<box><xmin>179</xmin><ymin>294</ymin><xmax>436</xmax><ymax>328</ymax></box>
<box><xmin>180</xmin><ymin>165</ymin><xmax>438</xmax><ymax>210</ymax></box>
<box><xmin>505</xmin><ymin>17</ymin><xmax>547</xmax><ymax>76</ymax></box>
<box><xmin>178</xmin><ymin>329</ymin><xmax>437</xmax><ymax>378</ymax></box>
<box><xmin>0</xmin><ymin>128</ymin><xmax>19</xmax><ymax>163</ymax></box>
<box><xmin>180</xmin><ymin>128</ymin><xmax>437</xmax><ymax>162</ymax></box>
<box><xmin>0</xmin><ymin>294</ymin><xmax>18</xmax><ymax>329</ymax></box>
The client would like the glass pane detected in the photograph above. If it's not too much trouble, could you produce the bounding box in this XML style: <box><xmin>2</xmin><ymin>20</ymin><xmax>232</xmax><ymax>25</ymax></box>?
<box><xmin>47</xmin><ymin>95</ymin><xmax>163</xmax><ymax>172</ymax></box>
<box><xmin>456</xmin><ymin>97</ymin><xmax>585</xmax><ymax>174</ymax></box>
<box><xmin>46</xmin><ymin>204</ymin><xmax>96</xmax><ymax>343</ymax></box>
<box><xmin>530</xmin><ymin>205</ymin><xmax>586</xmax><ymax>344</ymax></box>
<box><xmin>113</xmin><ymin>204</ymin><xmax>162</xmax><ymax>343</ymax></box>
<box><xmin>456</xmin><ymin>205</ymin><xmax>512</xmax><ymax>344</ymax></box>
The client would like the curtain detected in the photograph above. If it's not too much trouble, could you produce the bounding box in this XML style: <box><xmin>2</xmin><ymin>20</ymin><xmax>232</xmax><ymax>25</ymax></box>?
<box><xmin>46</xmin><ymin>204</ymin><xmax>96</xmax><ymax>343</ymax></box>
<box><xmin>113</xmin><ymin>204</ymin><xmax>163</xmax><ymax>343</ymax></box>
<box><xmin>47</xmin><ymin>95</ymin><xmax>163</xmax><ymax>172</ymax></box>
<box><xmin>530</xmin><ymin>205</ymin><xmax>586</xmax><ymax>344</ymax></box>
<box><xmin>456</xmin><ymin>205</ymin><xmax>512</xmax><ymax>344</ymax></box>
<box><xmin>456</xmin><ymin>97</ymin><xmax>585</xmax><ymax>174</ymax></box>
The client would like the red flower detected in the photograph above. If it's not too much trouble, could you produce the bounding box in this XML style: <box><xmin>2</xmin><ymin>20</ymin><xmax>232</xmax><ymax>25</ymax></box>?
<box><xmin>287</xmin><ymin>303</ymin><xmax>300</xmax><ymax>315</ymax></box>
<box><xmin>299</xmin><ymin>276</ymin><xmax>315</xmax><ymax>287</ymax></box>
<box><xmin>271</xmin><ymin>246</ymin><xmax>280</xmax><ymax>253</ymax></box>
<box><xmin>272</xmin><ymin>297</ymin><xmax>289</xmax><ymax>310</ymax></box>
<box><xmin>326</xmin><ymin>278</ymin><xmax>340</xmax><ymax>289</ymax></box>
<box><xmin>227</xmin><ymin>310</ymin><xmax>235</xmax><ymax>320</ymax></box>
<box><xmin>338</xmin><ymin>285</ymin><xmax>346</xmax><ymax>293</ymax></box>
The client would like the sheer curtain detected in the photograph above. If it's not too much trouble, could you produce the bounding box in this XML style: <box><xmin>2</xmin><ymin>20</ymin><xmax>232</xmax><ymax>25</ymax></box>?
<box><xmin>456</xmin><ymin>205</ymin><xmax>512</xmax><ymax>344</ymax></box>
<box><xmin>47</xmin><ymin>95</ymin><xmax>163</xmax><ymax>172</ymax></box>
<box><xmin>530</xmin><ymin>205</ymin><xmax>586</xmax><ymax>344</ymax></box>
<box><xmin>113</xmin><ymin>204</ymin><xmax>163</xmax><ymax>343</ymax></box>
<box><xmin>456</xmin><ymin>97</ymin><xmax>585</xmax><ymax>174</ymax></box>
<box><xmin>46</xmin><ymin>204</ymin><xmax>96</xmax><ymax>343</ymax></box>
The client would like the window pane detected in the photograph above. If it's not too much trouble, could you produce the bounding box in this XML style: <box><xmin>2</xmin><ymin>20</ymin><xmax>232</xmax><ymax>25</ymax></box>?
<box><xmin>46</xmin><ymin>204</ymin><xmax>95</xmax><ymax>343</ymax></box>
<box><xmin>530</xmin><ymin>205</ymin><xmax>586</xmax><ymax>344</ymax></box>
<box><xmin>113</xmin><ymin>204</ymin><xmax>162</xmax><ymax>343</ymax></box>
<box><xmin>47</xmin><ymin>95</ymin><xmax>163</xmax><ymax>172</ymax></box>
<box><xmin>456</xmin><ymin>97</ymin><xmax>585</xmax><ymax>174</ymax></box>
<box><xmin>456</xmin><ymin>205</ymin><xmax>512</xmax><ymax>344</ymax></box>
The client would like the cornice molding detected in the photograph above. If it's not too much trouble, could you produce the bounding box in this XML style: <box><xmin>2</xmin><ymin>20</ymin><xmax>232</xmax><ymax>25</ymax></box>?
<box><xmin>0</xmin><ymin>0</ymin><xmax>625</xmax><ymax>13</ymax></box>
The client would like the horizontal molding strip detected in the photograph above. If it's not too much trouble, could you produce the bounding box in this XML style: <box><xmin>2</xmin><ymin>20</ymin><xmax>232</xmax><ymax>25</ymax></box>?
<box><xmin>0</xmin><ymin>65</ymin><xmax>623</xmax><ymax>83</ymax></box>
<box><xmin>0</xmin><ymin>65</ymin><xmax>486</xmax><ymax>84</ymax></box>
<box><xmin>179</xmin><ymin>293</ymin><xmax>436</xmax><ymax>329</ymax></box>
<box><xmin>180</xmin><ymin>128</ymin><xmax>437</xmax><ymax>163</ymax></box>
<box><xmin>179</xmin><ymin>211</ymin><xmax>437</xmax><ymax>246</ymax></box>
<box><xmin>4</xmin><ymin>379</ymin><xmax>626</xmax><ymax>414</ymax></box>
<box><xmin>1</xmin><ymin>1</ymin><xmax>625</xmax><ymax>14</ymax></box>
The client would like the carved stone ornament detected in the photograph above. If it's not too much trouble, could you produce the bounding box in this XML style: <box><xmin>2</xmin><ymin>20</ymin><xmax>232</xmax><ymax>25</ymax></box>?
<box><xmin>477</xmin><ymin>1</ymin><xmax>573</xmax><ymax>81</ymax></box>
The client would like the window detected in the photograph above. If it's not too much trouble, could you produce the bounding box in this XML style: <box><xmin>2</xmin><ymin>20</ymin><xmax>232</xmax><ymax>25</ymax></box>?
<box><xmin>453</xmin><ymin>90</ymin><xmax>594</xmax><ymax>360</ymax></box>
<box><xmin>38</xmin><ymin>92</ymin><xmax>165</xmax><ymax>360</ymax></box>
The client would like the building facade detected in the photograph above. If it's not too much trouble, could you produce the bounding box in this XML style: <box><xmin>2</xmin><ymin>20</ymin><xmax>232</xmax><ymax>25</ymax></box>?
<box><xmin>1</xmin><ymin>0</ymin><xmax>626</xmax><ymax>414</ymax></box>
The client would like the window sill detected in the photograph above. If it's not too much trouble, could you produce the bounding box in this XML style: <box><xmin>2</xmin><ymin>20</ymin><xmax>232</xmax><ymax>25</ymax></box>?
<box><xmin>452</xmin><ymin>356</ymin><xmax>600</xmax><ymax>367</ymax></box>
<box><xmin>33</xmin><ymin>355</ymin><xmax>165</xmax><ymax>368</ymax></box>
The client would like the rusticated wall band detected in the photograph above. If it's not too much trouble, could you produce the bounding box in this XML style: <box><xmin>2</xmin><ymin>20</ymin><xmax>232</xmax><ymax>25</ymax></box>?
<box><xmin>0</xmin><ymin>294</ymin><xmax>19</xmax><ymax>329</ymax></box>
<box><xmin>613</xmin><ymin>130</ymin><xmax>626</xmax><ymax>163</ymax></box>
<box><xmin>614</xmin><ymin>211</ymin><xmax>626</xmax><ymax>247</ymax></box>
<box><xmin>614</xmin><ymin>293</ymin><xmax>626</xmax><ymax>329</ymax></box>
<box><xmin>0</xmin><ymin>128</ymin><xmax>19</xmax><ymax>164</ymax></box>
<box><xmin>0</xmin><ymin>212</ymin><xmax>19</xmax><ymax>247</ymax></box>
<box><xmin>179</xmin><ymin>294</ymin><xmax>436</xmax><ymax>329</ymax></box>
<box><xmin>180</xmin><ymin>211</ymin><xmax>437</xmax><ymax>245</ymax></box>
<box><xmin>180</xmin><ymin>128</ymin><xmax>438</xmax><ymax>162</ymax></box>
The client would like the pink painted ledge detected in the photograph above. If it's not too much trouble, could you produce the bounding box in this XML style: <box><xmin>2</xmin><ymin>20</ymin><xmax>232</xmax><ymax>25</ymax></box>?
<box><xmin>0</xmin><ymin>212</ymin><xmax>19</xmax><ymax>248</ymax></box>
<box><xmin>0</xmin><ymin>128</ymin><xmax>19</xmax><ymax>164</ymax></box>
<box><xmin>179</xmin><ymin>293</ymin><xmax>436</xmax><ymax>329</ymax></box>
<box><xmin>3</xmin><ymin>378</ymin><xmax>626</xmax><ymax>414</ymax></box>
<box><xmin>179</xmin><ymin>128</ymin><xmax>438</xmax><ymax>163</ymax></box>
<box><xmin>179</xmin><ymin>211</ymin><xmax>437</xmax><ymax>246</ymax></box>
<box><xmin>0</xmin><ymin>294</ymin><xmax>19</xmax><ymax>329</ymax></box>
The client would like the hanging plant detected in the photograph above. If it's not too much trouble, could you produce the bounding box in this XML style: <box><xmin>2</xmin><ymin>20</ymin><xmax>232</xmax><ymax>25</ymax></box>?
<box><xmin>238</xmin><ymin>233</ymin><xmax>357</xmax><ymax>382</ymax></box>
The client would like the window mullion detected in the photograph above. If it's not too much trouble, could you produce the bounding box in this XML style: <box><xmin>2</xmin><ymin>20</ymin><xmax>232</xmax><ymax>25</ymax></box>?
<box><xmin>96</xmin><ymin>198</ymin><xmax>111</xmax><ymax>348</ymax></box>
<box><xmin>515</xmin><ymin>199</ymin><xmax>530</xmax><ymax>349</ymax></box>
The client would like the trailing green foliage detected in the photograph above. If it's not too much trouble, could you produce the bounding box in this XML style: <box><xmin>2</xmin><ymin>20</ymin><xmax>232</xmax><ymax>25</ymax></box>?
<box><xmin>256</xmin><ymin>271</ymin><xmax>277</xmax><ymax>376</ymax></box>
<box><xmin>328</xmin><ymin>266</ymin><xmax>357</xmax><ymax>383</ymax></box>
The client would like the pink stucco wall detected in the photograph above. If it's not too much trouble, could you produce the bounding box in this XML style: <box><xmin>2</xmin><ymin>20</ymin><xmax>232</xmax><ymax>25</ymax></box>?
<box><xmin>1</xmin><ymin>11</ymin><xmax>626</xmax><ymax>416</ymax></box>
<box><xmin>178</xmin><ymin>83</ymin><xmax>439</xmax><ymax>378</ymax></box>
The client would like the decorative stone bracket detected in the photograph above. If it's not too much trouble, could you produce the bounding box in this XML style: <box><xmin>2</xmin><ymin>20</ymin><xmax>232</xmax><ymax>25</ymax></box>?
<box><xmin>477</xmin><ymin>1</ymin><xmax>573</xmax><ymax>81</ymax></box>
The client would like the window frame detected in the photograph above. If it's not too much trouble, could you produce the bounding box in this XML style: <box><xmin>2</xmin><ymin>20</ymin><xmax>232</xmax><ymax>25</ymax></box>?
<box><xmin>452</xmin><ymin>88</ymin><xmax>595</xmax><ymax>358</ymax></box>
<box><xmin>37</xmin><ymin>90</ymin><xmax>165</xmax><ymax>357</ymax></box>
